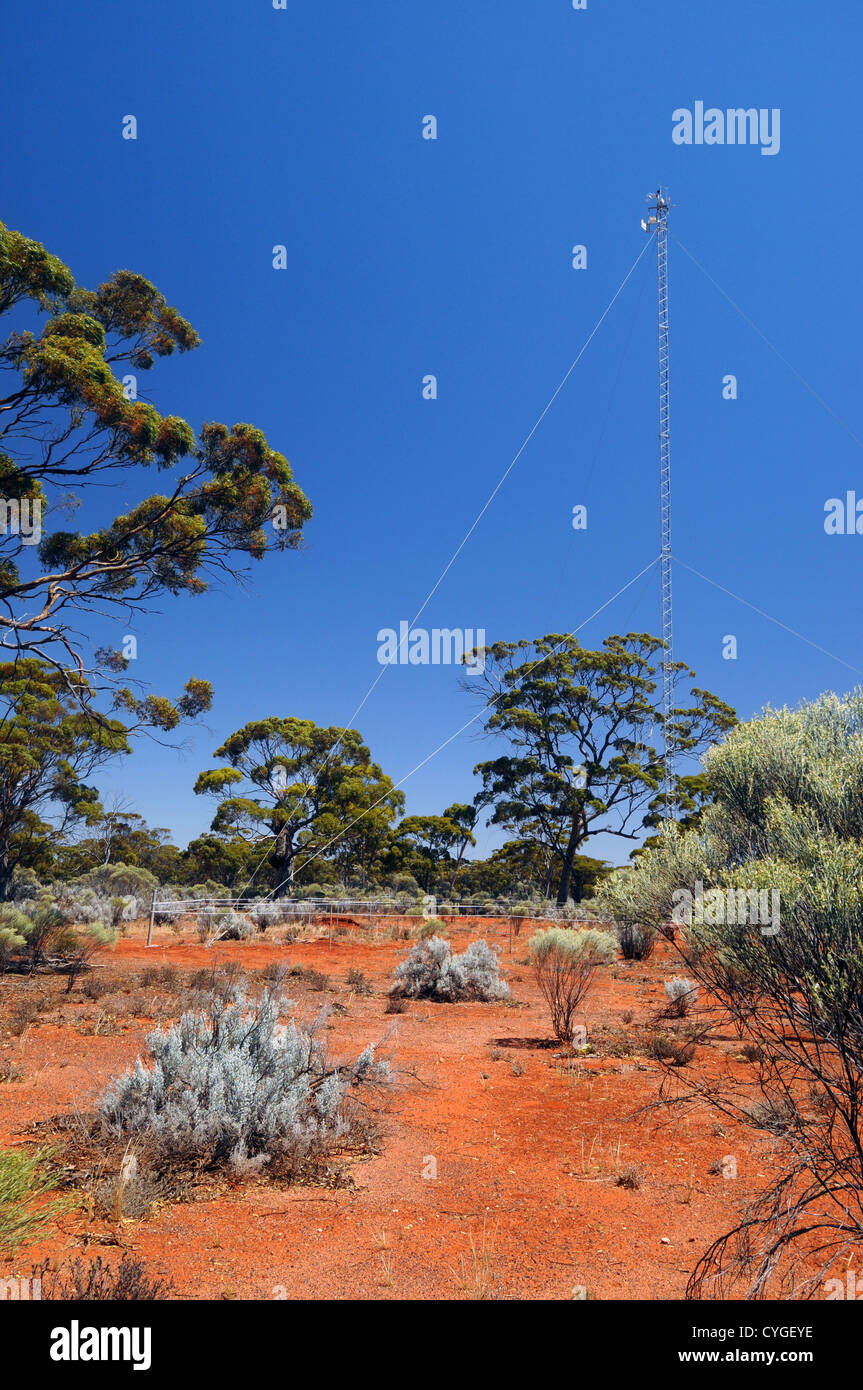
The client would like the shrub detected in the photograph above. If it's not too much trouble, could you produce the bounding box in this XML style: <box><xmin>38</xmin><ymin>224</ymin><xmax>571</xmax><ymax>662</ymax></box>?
<box><xmin>10</xmin><ymin>868</ymin><xmax>39</xmax><ymax>901</ymax></box>
<box><xmin>746</xmin><ymin>1097</ymin><xmax>797</xmax><ymax>1134</ymax></box>
<box><xmin>7</xmin><ymin>995</ymin><xmax>45</xmax><ymax>1036</ymax></box>
<box><xmin>98</xmin><ymin>985</ymin><xmax>389</xmax><ymax>1172</ymax></box>
<box><xmin>73</xmin><ymin>864</ymin><xmax>157</xmax><ymax>903</ymax></box>
<box><xmin>80</xmin><ymin>973</ymin><xmax>116</xmax><ymax>1001</ymax></box>
<box><xmin>417</xmin><ymin>917</ymin><xmax>446</xmax><ymax>939</ymax></box>
<box><xmin>153</xmin><ymin>906</ymin><xmax>182</xmax><ymax>926</ymax></box>
<box><xmin>195</xmin><ymin>908</ymin><xmax>254</xmax><ymax>942</ymax></box>
<box><xmin>219</xmin><ymin>911</ymin><xmax>255</xmax><ymax>941</ymax></box>
<box><xmin>664</xmin><ymin>976</ymin><xmax>699</xmax><ymax>1017</ymax></box>
<box><xmin>528</xmin><ymin>927</ymin><xmax>617</xmax><ymax>1042</ymax></box>
<box><xmin>35</xmin><ymin>1253</ymin><xmax>173</xmax><ymax>1301</ymax></box>
<box><xmin>140</xmin><ymin>965</ymin><xmax>179</xmax><ymax>990</ymax></box>
<box><xmin>50</xmin><ymin>885</ymin><xmax>107</xmax><ymax>925</ymax></box>
<box><xmin>248</xmin><ymin>902</ymin><xmax>279</xmax><ymax>928</ymax></box>
<box><xmin>294</xmin><ymin>883</ymin><xmax>328</xmax><ymax>901</ymax></box>
<box><xmin>346</xmin><ymin>967</ymin><xmax>372</xmax><ymax>996</ymax></box>
<box><xmin>387</xmin><ymin>873</ymin><xmax>420</xmax><ymax>898</ymax></box>
<box><xmin>18</xmin><ymin>900</ymin><xmax>76</xmax><ymax>964</ymax></box>
<box><xmin>62</xmin><ymin>922</ymin><xmax>116</xmax><ymax>993</ymax></box>
<box><xmin>649</xmin><ymin>1031</ymin><xmax>697</xmax><ymax>1067</ymax></box>
<box><xmin>188</xmin><ymin>962</ymin><xmax>246</xmax><ymax>1000</ymax></box>
<box><xmin>616</xmin><ymin>921</ymin><xmax>655</xmax><ymax>961</ymax></box>
<box><xmin>509</xmin><ymin>899</ymin><xmax>546</xmax><ymax>922</ymax></box>
<box><xmin>260</xmin><ymin>961</ymin><xmax>289</xmax><ymax>986</ymax></box>
<box><xmin>93</xmin><ymin>1166</ymin><xmax>166</xmax><ymax>1221</ymax></box>
<box><xmin>0</xmin><ymin>907</ymin><xmax>29</xmax><ymax>970</ymax></box>
<box><xmin>392</xmin><ymin>937</ymin><xmax>508</xmax><ymax>1003</ymax></box>
<box><xmin>0</xmin><ymin>1148</ymin><xmax>68</xmax><ymax>1252</ymax></box>
<box><xmin>109</xmin><ymin>896</ymin><xmax>135</xmax><ymax>929</ymax></box>
<box><xmin>0</xmin><ymin>901</ymin><xmax>114</xmax><ymax>983</ymax></box>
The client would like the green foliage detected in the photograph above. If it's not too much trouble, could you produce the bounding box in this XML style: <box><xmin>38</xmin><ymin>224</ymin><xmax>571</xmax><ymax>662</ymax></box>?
<box><xmin>0</xmin><ymin>659</ymin><xmax>210</xmax><ymax>900</ymax></box>
<box><xmin>528</xmin><ymin>926</ymin><xmax>618</xmax><ymax>966</ymax></box>
<box><xmin>73</xmin><ymin>863</ymin><xmax>157</xmax><ymax>901</ymax></box>
<box><xmin>528</xmin><ymin>927</ymin><xmax>617</xmax><ymax>1041</ymax></box>
<box><xmin>417</xmin><ymin>916</ymin><xmax>447</xmax><ymax>938</ymax></box>
<box><xmin>467</xmin><ymin>632</ymin><xmax>736</xmax><ymax>905</ymax></box>
<box><xmin>54</xmin><ymin>813</ymin><xmax>182</xmax><ymax>882</ymax></box>
<box><xmin>0</xmin><ymin>1147</ymin><xmax>69</xmax><ymax>1252</ymax></box>
<box><xmin>383</xmin><ymin>804</ymin><xmax>478</xmax><ymax>894</ymax></box>
<box><xmin>194</xmin><ymin>718</ymin><xmax>403</xmax><ymax>896</ymax></box>
<box><xmin>597</xmin><ymin>689</ymin><xmax>863</xmax><ymax>1297</ymax></box>
<box><xmin>0</xmin><ymin>895</ymin><xmax>114</xmax><ymax>973</ymax></box>
<box><xmin>0</xmin><ymin>218</ymin><xmax>312</xmax><ymax>672</ymax></box>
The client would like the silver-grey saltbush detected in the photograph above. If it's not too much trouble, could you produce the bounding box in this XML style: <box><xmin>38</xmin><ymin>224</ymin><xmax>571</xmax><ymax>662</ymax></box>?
<box><xmin>392</xmin><ymin>936</ymin><xmax>508</xmax><ymax>1002</ymax></box>
<box><xmin>99</xmin><ymin>985</ymin><xmax>389</xmax><ymax>1171</ymax></box>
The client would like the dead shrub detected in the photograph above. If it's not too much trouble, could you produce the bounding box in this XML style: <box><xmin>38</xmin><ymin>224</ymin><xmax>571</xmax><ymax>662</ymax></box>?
<box><xmin>7</xmin><ymin>996</ymin><xmax>46</xmax><ymax>1037</ymax></box>
<box><xmin>34</xmin><ymin>1253</ymin><xmax>173</xmax><ymax>1300</ymax></box>
<box><xmin>261</xmin><ymin>962</ymin><xmax>289</xmax><ymax>985</ymax></box>
<box><xmin>79</xmin><ymin>973</ymin><xmax>117</xmax><ymax>1001</ymax></box>
<box><xmin>189</xmin><ymin>962</ymin><xmax>247</xmax><ymax>1001</ymax></box>
<box><xmin>346</xmin><ymin>968</ymin><xmax>373</xmax><ymax>996</ymax></box>
<box><xmin>139</xmin><ymin>965</ymin><xmax>179</xmax><ymax>990</ymax></box>
<box><xmin>746</xmin><ymin>1097</ymin><xmax>797</xmax><ymax>1134</ymax></box>
<box><xmin>616</xmin><ymin>922</ymin><xmax>655</xmax><ymax>961</ymax></box>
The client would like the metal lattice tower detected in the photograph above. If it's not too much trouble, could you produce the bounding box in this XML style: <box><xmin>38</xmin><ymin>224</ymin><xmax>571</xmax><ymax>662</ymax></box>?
<box><xmin>643</xmin><ymin>188</ymin><xmax>674</xmax><ymax>814</ymax></box>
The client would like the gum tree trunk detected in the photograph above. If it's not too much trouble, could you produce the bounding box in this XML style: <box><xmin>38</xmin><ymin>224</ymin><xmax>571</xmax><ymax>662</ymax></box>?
<box><xmin>556</xmin><ymin>812</ymin><xmax>585</xmax><ymax>906</ymax></box>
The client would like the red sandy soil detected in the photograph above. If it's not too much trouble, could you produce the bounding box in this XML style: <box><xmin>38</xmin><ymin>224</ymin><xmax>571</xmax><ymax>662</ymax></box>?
<box><xmin>0</xmin><ymin>918</ymin><xmax>791</xmax><ymax>1300</ymax></box>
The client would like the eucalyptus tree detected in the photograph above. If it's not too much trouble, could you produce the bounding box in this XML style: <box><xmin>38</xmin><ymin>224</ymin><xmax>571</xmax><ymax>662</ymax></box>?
<box><xmin>0</xmin><ymin>218</ymin><xmax>311</xmax><ymax>685</ymax></box>
<box><xmin>0</xmin><ymin>658</ymin><xmax>209</xmax><ymax>899</ymax></box>
<box><xmin>467</xmin><ymin>632</ymin><xmax>735</xmax><ymax>904</ymax></box>
<box><xmin>194</xmin><ymin>718</ymin><xmax>403</xmax><ymax>894</ymax></box>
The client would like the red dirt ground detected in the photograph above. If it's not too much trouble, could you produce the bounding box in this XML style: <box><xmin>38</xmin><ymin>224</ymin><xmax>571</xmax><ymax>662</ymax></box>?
<box><xmin>0</xmin><ymin>918</ymin><xmax>787</xmax><ymax>1300</ymax></box>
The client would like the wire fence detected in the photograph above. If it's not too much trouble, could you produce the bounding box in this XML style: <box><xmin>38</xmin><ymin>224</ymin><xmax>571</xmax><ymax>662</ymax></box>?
<box><xmin>144</xmin><ymin>892</ymin><xmax>611</xmax><ymax>948</ymax></box>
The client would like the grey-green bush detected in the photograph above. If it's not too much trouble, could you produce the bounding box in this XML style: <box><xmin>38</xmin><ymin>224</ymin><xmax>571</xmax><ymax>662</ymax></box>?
<box><xmin>664</xmin><ymin>976</ymin><xmax>699</xmax><ymax>1016</ymax></box>
<box><xmin>392</xmin><ymin>936</ymin><xmax>508</xmax><ymax>1002</ymax></box>
<box><xmin>99</xmin><ymin>984</ymin><xmax>389</xmax><ymax>1173</ymax></box>
<box><xmin>528</xmin><ymin>927</ymin><xmax>617</xmax><ymax>1041</ymax></box>
<box><xmin>0</xmin><ymin>900</ymin><xmax>113</xmax><ymax>976</ymax></box>
<box><xmin>594</xmin><ymin>689</ymin><xmax>863</xmax><ymax>1298</ymax></box>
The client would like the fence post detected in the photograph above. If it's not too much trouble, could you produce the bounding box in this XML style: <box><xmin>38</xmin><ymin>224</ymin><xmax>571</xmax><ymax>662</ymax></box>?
<box><xmin>146</xmin><ymin>888</ymin><xmax>157</xmax><ymax>948</ymax></box>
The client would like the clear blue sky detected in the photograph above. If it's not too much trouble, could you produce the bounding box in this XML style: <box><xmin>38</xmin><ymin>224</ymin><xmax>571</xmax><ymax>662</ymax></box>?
<box><xmin>3</xmin><ymin>1</ymin><xmax>862</xmax><ymax>864</ymax></box>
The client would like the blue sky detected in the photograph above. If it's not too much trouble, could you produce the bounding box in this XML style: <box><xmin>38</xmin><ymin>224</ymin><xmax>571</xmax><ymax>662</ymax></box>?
<box><xmin>3</xmin><ymin>1</ymin><xmax>862</xmax><ymax>864</ymax></box>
